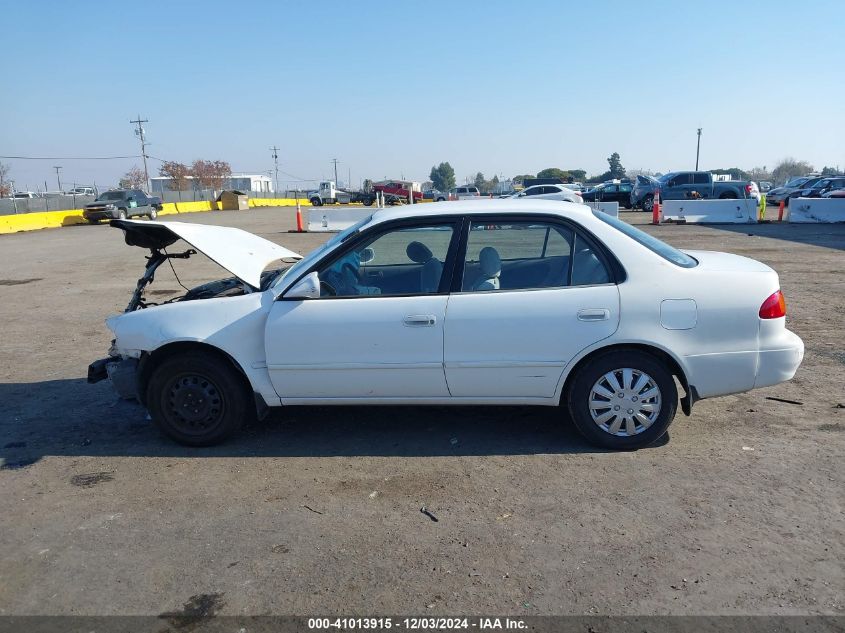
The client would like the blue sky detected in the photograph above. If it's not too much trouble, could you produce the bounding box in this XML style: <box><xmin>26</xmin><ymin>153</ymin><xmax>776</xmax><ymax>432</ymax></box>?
<box><xmin>2</xmin><ymin>0</ymin><xmax>843</xmax><ymax>190</ymax></box>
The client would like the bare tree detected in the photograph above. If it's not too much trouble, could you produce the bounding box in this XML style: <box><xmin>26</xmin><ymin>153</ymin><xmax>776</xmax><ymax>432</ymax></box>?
<box><xmin>158</xmin><ymin>161</ymin><xmax>191</xmax><ymax>191</ymax></box>
<box><xmin>191</xmin><ymin>159</ymin><xmax>231</xmax><ymax>191</ymax></box>
<box><xmin>771</xmin><ymin>158</ymin><xmax>814</xmax><ymax>185</ymax></box>
<box><xmin>0</xmin><ymin>161</ymin><xmax>11</xmax><ymax>197</ymax></box>
<box><xmin>119</xmin><ymin>166</ymin><xmax>147</xmax><ymax>189</ymax></box>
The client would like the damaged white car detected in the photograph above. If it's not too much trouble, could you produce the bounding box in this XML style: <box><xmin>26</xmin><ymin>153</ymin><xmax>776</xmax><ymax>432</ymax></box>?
<box><xmin>89</xmin><ymin>201</ymin><xmax>804</xmax><ymax>449</ymax></box>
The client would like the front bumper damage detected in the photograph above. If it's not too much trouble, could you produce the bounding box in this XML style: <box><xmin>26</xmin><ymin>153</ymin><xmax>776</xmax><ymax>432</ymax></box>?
<box><xmin>88</xmin><ymin>356</ymin><xmax>139</xmax><ymax>400</ymax></box>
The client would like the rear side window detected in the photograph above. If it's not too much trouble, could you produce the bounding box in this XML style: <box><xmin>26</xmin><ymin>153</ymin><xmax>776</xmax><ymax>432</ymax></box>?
<box><xmin>693</xmin><ymin>173</ymin><xmax>710</xmax><ymax>184</ymax></box>
<box><xmin>593</xmin><ymin>211</ymin><xmax>698</xmax><ymax>268</ymax></box>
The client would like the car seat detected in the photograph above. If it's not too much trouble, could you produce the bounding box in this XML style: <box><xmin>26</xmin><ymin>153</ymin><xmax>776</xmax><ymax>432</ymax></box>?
<box><xmin>406</xmin><ymin>241</ymin><xmax>443</xmax><ymax>293</ymax></box>
<box><xmin>471</xmin><ymin>246</ymin><xmax>501</xmax><ymax>291</ymax></box>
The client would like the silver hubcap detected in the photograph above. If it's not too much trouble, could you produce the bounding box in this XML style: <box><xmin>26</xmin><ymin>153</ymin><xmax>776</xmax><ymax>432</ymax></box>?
<box><xmin>589</xmin><ymin>368</ymin><xmax>661</xmax><ymax>436</ymax></box>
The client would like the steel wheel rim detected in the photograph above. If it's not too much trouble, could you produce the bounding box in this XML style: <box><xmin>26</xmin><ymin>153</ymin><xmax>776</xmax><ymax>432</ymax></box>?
<box><xmin>163</xmin><ymin>372</ymin><xmax>225</xmax><ymax>436</ymax></box>
<box><xmin>588</xmin><ymin>368</ymin><xmax>661</xmax><ymax>437</ymax></box>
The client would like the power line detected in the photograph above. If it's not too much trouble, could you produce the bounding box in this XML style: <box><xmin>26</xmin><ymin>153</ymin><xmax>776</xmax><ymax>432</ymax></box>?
<box><xmin>0</xmin><ymin>155</ymin><xmax>140</xmax><ymax>160</ymax></box>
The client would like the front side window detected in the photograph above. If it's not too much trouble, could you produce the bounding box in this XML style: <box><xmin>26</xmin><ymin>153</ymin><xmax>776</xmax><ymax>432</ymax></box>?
<box><xmin>460</xmin><ymin>221</ymin><xmax>611</xmax><ymax>292</ymax></box>
<box><xmin>317</xmin><ymin>224</ymin><xmax>455</xmax><ymax>297</ymax></box>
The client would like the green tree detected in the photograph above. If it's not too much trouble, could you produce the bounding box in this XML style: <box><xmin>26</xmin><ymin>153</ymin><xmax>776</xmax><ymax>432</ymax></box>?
<box><xmin>474</xmin><ymin>172</ymin><xmax>486</xmax><ymax>191</ymax></box>
<box><xmin>429</xmin><ymin>162</ymin><xmax>456</xmax><ymax>192</ymax></box>
<box><xmin>0</xmin><ymin>161</ymin><xmax>11</xmax><ymax>197</ymax></box>
<box><xmin>512</xmin><ymin>174</ymin><xmax>534</xmax><ymax>186</ymax></box>
<box><xmin>607</xmin><ymin>153</ymin><xmax>626</xmax><ymax>179</ymax></box>
<box><xmin>820</xmin><ymin>166</ymin><xmax>841</xmax><ymax>177</ymax></box>
<box><xmin>536</xmin><ymin>167</ymin><xmax>569</xmax><ymax>180</ymax></box>
<box><xmin>567</xmin><ymin>169</ymin><xmax>587</xmax><ymax>181</ymax></box>
<box><xmin>771</xmin><ymin>159</ymin><xmax>814</xmax><ymax>185</ymax></box>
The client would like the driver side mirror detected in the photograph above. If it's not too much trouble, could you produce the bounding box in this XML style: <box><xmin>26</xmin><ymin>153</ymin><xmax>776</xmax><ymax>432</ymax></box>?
<box><xmin>360</xmin><ymin>247</ymin><xmax>375</xmax><ymax>264</ymax></box>
<box><xmin>284</xmin><ymin>271</ymin><xmax>320</xmax><ymax>300</ymax></box>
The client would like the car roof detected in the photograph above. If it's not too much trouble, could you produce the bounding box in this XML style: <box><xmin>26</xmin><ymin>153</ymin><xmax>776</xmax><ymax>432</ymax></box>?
<box><xmin>369</xmin><ymin>199</ymin><xmax>592</xmax><ymax>224</ymax></box>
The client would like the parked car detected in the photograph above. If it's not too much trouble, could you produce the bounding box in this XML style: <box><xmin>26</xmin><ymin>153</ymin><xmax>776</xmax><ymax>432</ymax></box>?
<box><xmin>372</xmin><ymin>181</ymin><xmax>423</xmax><ymax>203</ymax></box>
<box><xmin>449</xmin><ymin>186</ymin><xmax>481</xmax><ymax>200</ymax></box>
<box><xmin>89</xmin><ymin>200</ymin><xmax>803</xmax><ymax>450</ymax></box>
<box><xmin>506</xmin><ymin>184</ymin><xmax>582</xmax><ymax>203</ymax></box>
<box><xmin>83</xmin><ymin>189</ymin><xmax>163</xmax><ymax>223</ymax></box>
<box><xmin>581</xmin><ymin>182</ymin><xmax>634</xmax><ymax>208</ymax></box>
<box><xmin>787</xmin><ymin>176</ymin><xmax>845</xmax><ymax>201</ymax></box>
<box><xmin>70</xmin><ymin>186</ymin><xmax>96</xmax><ymax>196</ymax></box>
<box><xmin>758</xmin><ymin>181</ymin><xmax>774</xmax><ymax>193</ymax></box>
<box><xmin>822</xmin><ymin>188</ymin><xmax>845</xmax><ymax>198</ymax></box>
<box><xmin>631</xmin><ymin>172</ymin><xmax>753</xmax><ymax>212</ymax></box>
<box><xmin>12</xmin><ymin>191</ymin><xmax>40</xmax><ymax>199</ymax></box>
<box><xmin>765</xmin><ymin>177</ymin><xmax>823</xmax><ymax>207</ymax></box>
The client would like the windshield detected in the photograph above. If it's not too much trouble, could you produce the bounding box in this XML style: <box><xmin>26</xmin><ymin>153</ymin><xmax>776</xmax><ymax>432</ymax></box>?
<box><xmin>593</xmin><ymin>211</ymin><xmax>698</xmax><ymax>268</ymax></box>
<box><xmin>272</xmin><ymin>215</ymin><xmax>373</xmax><ymax>289</ymax></box>
<box><xmin>784</xmin><ymin>177</ymin><xmax>809</xmax><ymax>188</ymax></box>
<box><xmin>97</xmin><ymin>191</ymin><xmax>125</xmax><ymax>201</ymax></box>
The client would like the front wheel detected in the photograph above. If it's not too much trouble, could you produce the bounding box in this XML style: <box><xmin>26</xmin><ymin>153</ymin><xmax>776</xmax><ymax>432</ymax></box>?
<box><xmin>310</xmin><ymin>198</ymin><xmax>322</xmax><ymax>207</ymax></box>
<box><xmin>117</xmin><ymin>209</ymin><xmax>127</xmax><ymax>220</ymax></box>
<box><xmin>146</xmin><ymin>351</ymin><xmax>251</xmax><ymax>446</ymax></box>
<box><xmin>148</xmin><ymin>207</ymin><xmax>158</xmax><ymax>220</ymax></box>
<box><xmin>566</xmin><ymin>350</ymin><xmax>677</xmax><ymax>450</ymax></box>
<box><xmin>642</xmin><ymin>195</ymin><xmax>654</xmax><ymax>213</ymax></box>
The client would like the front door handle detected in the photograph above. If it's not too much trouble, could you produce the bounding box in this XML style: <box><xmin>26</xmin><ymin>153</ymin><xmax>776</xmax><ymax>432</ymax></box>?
<box><xmin>403</xmin><ymin>314</ymin><xmax>436</xmax><ymax>327</ymax></box>
<box><xmin>577</xmin><ymin>308</ymin><xmax>610</xmax><ymax>322</ymax></box>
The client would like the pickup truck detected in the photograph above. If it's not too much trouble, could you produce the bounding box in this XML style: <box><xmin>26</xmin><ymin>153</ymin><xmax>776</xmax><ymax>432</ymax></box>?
<box><xmin>373</xmin><ymin>181</ymin><xmax>423</xmax><ymax>203</ymax></box>
<box><xmin>83</xmin><ymin>189</ymin><xmax>163</xmax><ymax>223</ymax></box>
<box><xmin>631</xmin><ymin>172</ymin><xmax>753</xmax><ymax>212</ymax></box>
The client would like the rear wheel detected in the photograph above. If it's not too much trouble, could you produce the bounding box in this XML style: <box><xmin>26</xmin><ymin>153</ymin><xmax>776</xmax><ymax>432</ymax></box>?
<box><xmin>642</xmin><ymin>195</ymin><xmax>654</xmax><ymax>212</ymax></box>
<box><xmin>567</xmin><ymin>350</ymin><xmax>677</xmax><ymax>450</ymax></box>
<box><xmin>146</xmin><ymin>351</ymin><xmax>250</xmax><ymax>446</ymax></box>
<box><xmin>149</xmin><ymin>207</ymin><xmax>158</xmax><ymax>220</ymax></box>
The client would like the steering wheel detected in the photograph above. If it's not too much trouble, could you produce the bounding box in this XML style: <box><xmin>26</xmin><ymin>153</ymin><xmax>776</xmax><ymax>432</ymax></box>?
<box><xmin>319</xmin><ymin>280</ymin><xmax>337</xmax><ymax>296</ymax></box>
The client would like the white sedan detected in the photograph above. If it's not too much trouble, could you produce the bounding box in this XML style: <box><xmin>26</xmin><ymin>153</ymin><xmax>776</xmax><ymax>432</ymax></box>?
<box><xmin>507</xmin><ymin>184</ymin><xmax>583</xmax><ymax>203</ymax></box>
<box><xmin>89</xmin><ymin>200</ymin><xmax>804</xmax><ymax>450</ymax></box>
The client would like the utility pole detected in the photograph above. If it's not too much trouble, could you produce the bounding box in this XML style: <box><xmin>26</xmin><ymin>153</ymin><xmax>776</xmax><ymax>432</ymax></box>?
<box><xmin>270</xmin><ymin>146</ymin><xmax>280</xmax><ymax>194</ymax></box>
<box><xmin>331</xmin><ymin>158</ymin><xmax>339</xmax><ymax>186</ymax></box>
<box><xmin>695</xmin><ymin>128</ymin><xmax>702</xmax><ymax>171</ymax></box>
<box><xmin>53</xmin><ymin>166</ymin><xmax>62</xmax><ymax>191</ymax></box>
<box><xmin>130</xmin><ymin>115</ymin><xmax>150</xmax><ymax>190</ymax></box>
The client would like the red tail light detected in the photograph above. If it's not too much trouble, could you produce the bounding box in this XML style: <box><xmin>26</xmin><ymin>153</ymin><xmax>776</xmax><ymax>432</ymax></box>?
<box><xmin>759</xmin><ymin>290</ymin><xmax>786</xmax><ymax>319</ymax></box>
<box><xmin>746</xmin><ymin>184</ymin><xmax>753</xmax><ymax>194</ymax></box>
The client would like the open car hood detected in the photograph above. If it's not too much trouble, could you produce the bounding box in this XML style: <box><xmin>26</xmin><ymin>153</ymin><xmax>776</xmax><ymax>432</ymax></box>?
<box><xmin>111</xmin><ymin>219</ymin><xmax>302</xmax><ymax>288</ymax></box>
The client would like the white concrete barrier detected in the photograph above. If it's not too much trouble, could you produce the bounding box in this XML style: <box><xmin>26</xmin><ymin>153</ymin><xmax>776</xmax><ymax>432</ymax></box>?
<box><xmin>662</xmin><ymin>198</ymin><xmax>757</xmax><ymax>224</ymax></box>
<box><xmin>307</xmin><ymin>207</ymin><xmax>373</xmax><ymax>232</ymax></box>
<box><xmin>584</xmin><ymin>201</ymin><xmax>619</xmax><ymax>217</ymax></box>
<box><xmin>787</xmin><ymin>197</ymin><xmax>845</xmax><ymax>223</ymax></box>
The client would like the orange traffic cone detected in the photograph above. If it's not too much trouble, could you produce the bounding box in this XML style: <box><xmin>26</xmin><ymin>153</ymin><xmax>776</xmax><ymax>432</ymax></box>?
<box><xmin>777</xmin><ymin>200</ymin><xmax>785</xmax><ymax>222</ymax></box>
<box><xmin>652</xmin><ymin>189</ymin><xmax>661</xmax><ymax>225</ymax></box>
<box><xmin>295</xmin><ymin>203</ymin><xmax>304</xmax><ymax>232</ymax></box>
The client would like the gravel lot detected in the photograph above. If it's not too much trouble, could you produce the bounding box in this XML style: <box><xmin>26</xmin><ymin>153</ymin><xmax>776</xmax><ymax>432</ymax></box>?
<box><xmin>0</xmin><ymin>207</ymin><xmax>842</xmax><ymax>616</ymax></box>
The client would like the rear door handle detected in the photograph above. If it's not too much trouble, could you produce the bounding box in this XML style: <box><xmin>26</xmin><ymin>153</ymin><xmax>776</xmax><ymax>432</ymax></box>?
<box><xmin>403</xmin><ymin>314</ymin><xmax>437</xmax><ymax>327</ymax></box>
<box><xmin>577</xmin><ymin>308</ymin><xmax>610</xmax><ymax>322</ymax></box>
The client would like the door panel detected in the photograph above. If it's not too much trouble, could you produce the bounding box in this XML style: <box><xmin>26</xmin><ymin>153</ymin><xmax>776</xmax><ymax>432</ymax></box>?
<box><xmin>444</xmin><ymin>286</ymin><xmax>620</xmax><ymax>397</ymax></box>
<box><xmin>266</xmin><ymin>295</ymin><xmax>449</xmax><ymax>399</ymax></box>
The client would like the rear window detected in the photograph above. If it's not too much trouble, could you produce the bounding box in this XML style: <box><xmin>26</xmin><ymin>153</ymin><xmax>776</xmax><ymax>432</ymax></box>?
<box><xmin>592</xmin><ymin>211</ymin><xmax>698</xmax><ymax>268</ymax></box>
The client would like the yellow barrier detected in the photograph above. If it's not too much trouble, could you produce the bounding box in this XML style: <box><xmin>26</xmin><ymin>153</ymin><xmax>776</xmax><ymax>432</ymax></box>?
<box><xmin>0</xmin><ymin>198</ymin><xmax>315</xmax><ymax>235</ymax></box>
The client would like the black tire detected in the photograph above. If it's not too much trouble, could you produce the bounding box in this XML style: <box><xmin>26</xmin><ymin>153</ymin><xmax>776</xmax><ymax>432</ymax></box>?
<box><xmin>146</xmin><ymin>350</ymin><xmax>251</xmax><ymax>446</ymax></box>
<box><xmin>642</xmin><ymin>195</ymin><xmax>654</xmax><ymax>212</ymax></box>
<box><xmin>149</xmin><ymin>207</ymin><xmax>157</xmax><ymax>220</ymax></box>
<box><xmin>566</xmin><ymin>350</ymin><xmax>677</xmax><ymax>450</ymax></box>
<box><xmin>118</xmin><ymin>208</ymin><xmax>127</xmax><ymax>220</ymax></box>
<box><xmin>363</xmin><ymin>198</ymin><xmax>373</xmax><ymax>206</ymax></box>
<box><xmin>87</xmin><ymin>218</ymin><xmax>99</xmax><ymax>225</ymax></box>
<box><xmin>310</xmin><ymin>197</ymin><xmax>322</xmax><ymax>207</ymax></box>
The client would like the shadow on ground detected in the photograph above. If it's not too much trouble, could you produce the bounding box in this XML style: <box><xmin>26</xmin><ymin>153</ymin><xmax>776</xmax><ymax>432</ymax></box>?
<box><xmin>1</xmin><ymin>379</ymin><xmax>665</xmax><ymax>468</ymax></box>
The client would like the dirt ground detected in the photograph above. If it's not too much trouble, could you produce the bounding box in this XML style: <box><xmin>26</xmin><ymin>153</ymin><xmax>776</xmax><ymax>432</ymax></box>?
<box><xmin>0</xmin><ymin>207</ymin><xmax>842</xmax><ymax>616</ymax></box>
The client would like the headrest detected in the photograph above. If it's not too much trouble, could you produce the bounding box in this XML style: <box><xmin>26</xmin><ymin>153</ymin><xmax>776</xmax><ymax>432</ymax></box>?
<box><xmin>479</xmin><ymin>246</ymin><xmax>501</xmax><ymax>277</ymax></box>
<box><xmin>406</xmin><ymin>241</ymin><xmax>433</xmax><ymax>263</ymax></box>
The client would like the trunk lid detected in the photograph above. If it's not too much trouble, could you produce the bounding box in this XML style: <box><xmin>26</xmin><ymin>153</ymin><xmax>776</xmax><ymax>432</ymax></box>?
<box><xmin>683</xmin><ymin>250</ymin><xmax>773</xmax><ymax>273</ymax></box>
<box><xmin>111</xmin><ymin>219</ymin><xmax>302</xmax><ymax>288</ymax></box>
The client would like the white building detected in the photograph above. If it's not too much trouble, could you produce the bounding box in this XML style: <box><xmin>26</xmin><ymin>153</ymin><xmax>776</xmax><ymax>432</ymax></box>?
<box><xmin>151</xmin><ymin>174</ymin><xmax>274</xmax><ymax>194</ymax></box>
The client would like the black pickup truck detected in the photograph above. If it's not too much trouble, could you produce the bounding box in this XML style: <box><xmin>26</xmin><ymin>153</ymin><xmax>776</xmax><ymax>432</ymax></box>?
<box><xmin>83</xmin><ymin>189</ymin><xmax>163</xmax><ymax>223</ymax></box>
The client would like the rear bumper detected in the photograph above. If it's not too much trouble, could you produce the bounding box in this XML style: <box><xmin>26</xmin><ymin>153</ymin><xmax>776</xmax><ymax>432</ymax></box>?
<box><xmin>754</xmin><ymin>329</ymin><xmax>804</xmax><ymax>389</ymax></box>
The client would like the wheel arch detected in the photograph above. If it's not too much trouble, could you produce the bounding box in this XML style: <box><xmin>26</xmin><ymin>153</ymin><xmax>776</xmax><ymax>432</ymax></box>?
<box><xmin>557</xmin><ymin>342</ymin><xmax>696</xmax><ymax>415</ymax></box>
<box><xmin>137</xmin><ymin>340</ymin><xmax>254</xmax><ymax>409</ymax></box>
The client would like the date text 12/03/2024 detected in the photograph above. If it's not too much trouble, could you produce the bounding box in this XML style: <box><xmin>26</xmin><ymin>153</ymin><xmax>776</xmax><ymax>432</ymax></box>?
<box><xmin>307</xmin><ymin>617</ymin><xmax>528</xmax><ymax>630</ymax></box>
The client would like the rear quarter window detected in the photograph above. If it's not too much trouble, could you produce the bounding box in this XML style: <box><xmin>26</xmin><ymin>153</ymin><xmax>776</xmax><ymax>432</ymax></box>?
<box><xmin>593</xmin><ymin>211</ymin><xmax>698</xmax><ymax>268</ymax></box>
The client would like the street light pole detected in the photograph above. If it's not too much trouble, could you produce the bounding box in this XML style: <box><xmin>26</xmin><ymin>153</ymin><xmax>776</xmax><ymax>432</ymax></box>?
<box><xmin>695</xmin><ymin>128</ymin><xmax>702</xmax><ymax>171</ymax></box>
<box><xmin>53</xmin><ymin>166</ymin><xmax>62</xmax><ymax>191</ymax></box>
